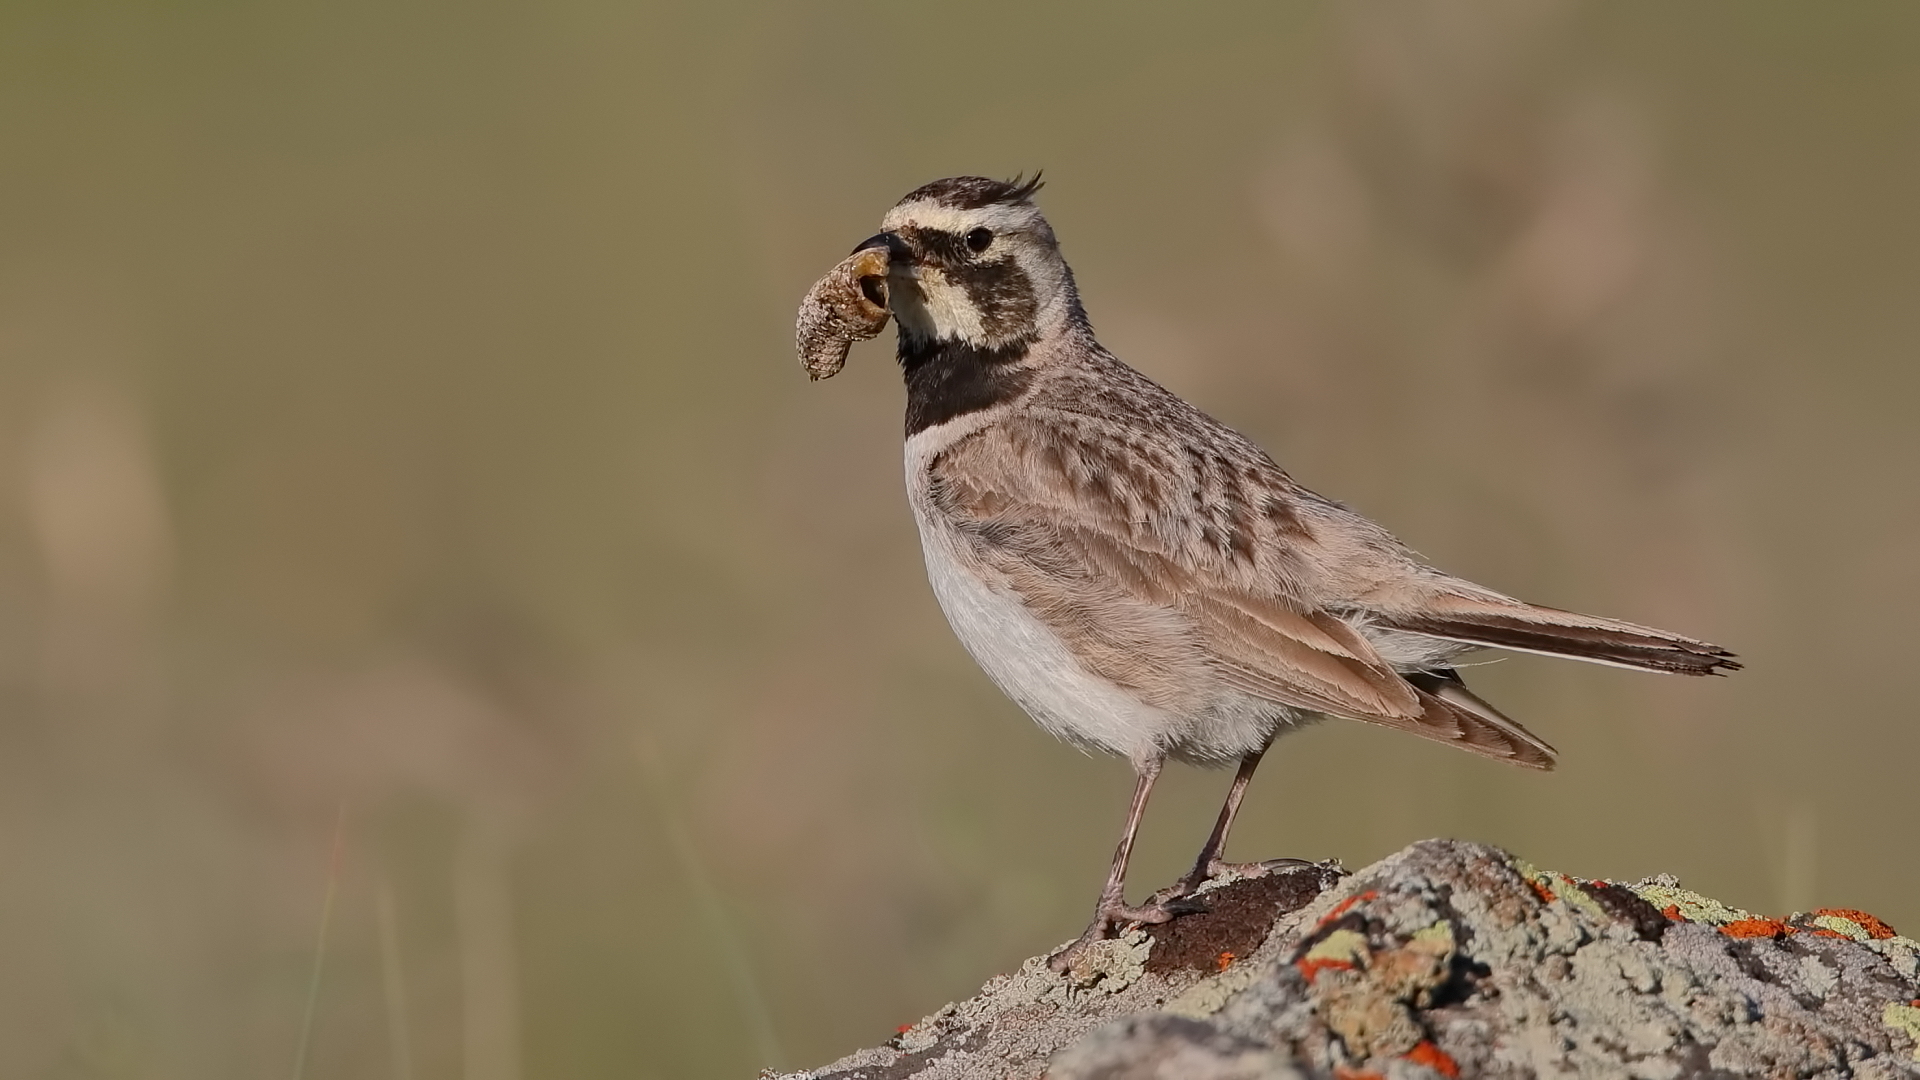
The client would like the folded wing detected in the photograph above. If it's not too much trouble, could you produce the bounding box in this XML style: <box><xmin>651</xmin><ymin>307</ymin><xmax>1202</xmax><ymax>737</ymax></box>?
<box><xmin>930</xmin><ymin>419</ymin><xmax>1562</xmax><ymax>769</ymax></box>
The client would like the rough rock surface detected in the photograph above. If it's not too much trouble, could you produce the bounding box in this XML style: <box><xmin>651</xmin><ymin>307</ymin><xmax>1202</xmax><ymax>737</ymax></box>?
<box><xmin>768</xmin><ymin>840</ymin><xmax>1920</xmax><ymax>1080</ymax></box>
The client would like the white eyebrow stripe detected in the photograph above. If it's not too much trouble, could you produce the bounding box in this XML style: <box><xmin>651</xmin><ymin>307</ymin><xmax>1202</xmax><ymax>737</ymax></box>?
<box><xmin>883</xmin><ymin>201</ymin><xmax>1038</xmax><ymax>236</ymax></box>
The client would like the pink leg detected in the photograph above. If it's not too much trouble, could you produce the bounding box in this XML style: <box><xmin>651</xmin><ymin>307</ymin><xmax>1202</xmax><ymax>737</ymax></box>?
<box><xmin>1048</xmin><ymin>756</ymin><xmax>1179</xmax><ymax>972</ymax></box>
<box><xmin>1152</xmin><ymin>744</ymin><xmax>1312</xmax><ymax>905</ymax></box>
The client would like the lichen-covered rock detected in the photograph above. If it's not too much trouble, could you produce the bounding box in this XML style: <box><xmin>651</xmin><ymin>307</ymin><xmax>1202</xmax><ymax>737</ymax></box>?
<box><xmin>1212</xmin><ymin>842</ymin><xmax>1920</xmax><ymax>1078</ymax></box>
<box><xmin>767</xmin><ymin>866</ymin><xmax>1342</xmax><ymax>1080</ymax></box>
<box><xmin>1047</xmin><ymin>1015</ymin><xmax>1314</xmax><ymax>1080</ymax></box>
<box><xmin>768</xmin><ymin>841</ymin><xmax>1920</xmax><ymax>1080</ymax></box>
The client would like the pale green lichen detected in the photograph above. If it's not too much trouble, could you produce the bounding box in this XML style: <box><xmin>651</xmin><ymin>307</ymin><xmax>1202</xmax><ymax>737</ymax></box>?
<box><xmin>1518</xmin><ymin>863</ymin><xmax>1614</xmax><ymax>924</ymax></box>
<box><xmin>1303</xmin><ymin>927</ymin><xmax>1370</xmax><ymax>968</ymax></box>
<box><xmin>1560</xmin><ymin>877</ymin><xmax>1613</xmax><ymax>922</ymax></box>
<box><xmin>1811</xmin><ymin>914</ymin><xmax>1871</xmax><ymax>941</ymax></box>
<box><xmin>1882</xmin><ymin>1001</ymin><xmax>1920</xmax><ymax>1062</ymax></box>
<box><xmin>1162</xmin><ymin>962</ymin><xmax>1262</xmax><ymax>1019</ymax></box>
<box><xmin>1410</xmin><ymin>921</ymin><xmax>1455</xmax><ymax>951</ymax></box>
<box><xmin>1058</xmin><ymin>929</ymin><xmax>1152</xmax><ymax>997</ymax></box>
<box><xmin>1629</xmin><ymin>876</ymin><xmax>1752</xmax><ymax>926</ymax></box>
<box><xmin>1516</xmin><ymin>860</ymin><xmax>1557</xmax><ymax>896</ymax></box>
<box><xmin>1799</xmin><ymin>916</ymin><xmax>1920</xmax><ymax>979</ymax></box>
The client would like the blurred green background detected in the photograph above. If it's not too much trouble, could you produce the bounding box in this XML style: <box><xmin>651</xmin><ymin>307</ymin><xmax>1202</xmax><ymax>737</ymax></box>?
<box><xmin>2</xmin><ymin>1</ymin><xmax>1916</xmax><ymax>1076</ymax></box>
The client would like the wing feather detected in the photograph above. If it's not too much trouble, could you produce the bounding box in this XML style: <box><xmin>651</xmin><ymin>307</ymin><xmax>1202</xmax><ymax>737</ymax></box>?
<box><xmin>914</xmin><ymin>396</ymin><xmax>1645</xmax><ymax>773</ymax></box>
<box><xmin>933</xmin><ymin>417</ymin><xmax>1427</xmax><ymax>729</ymax></box>
<box><xmin>1183</xmin><ymin>592</ymin><xmax>1420</xmax><ymax>719</ymax></box>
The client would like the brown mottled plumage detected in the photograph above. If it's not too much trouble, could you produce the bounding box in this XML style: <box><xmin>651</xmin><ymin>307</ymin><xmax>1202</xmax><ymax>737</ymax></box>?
<box><xmin>795</xmin><ymin>175</ymin><xmax>1738</xmax><ymax>971</ymax></box>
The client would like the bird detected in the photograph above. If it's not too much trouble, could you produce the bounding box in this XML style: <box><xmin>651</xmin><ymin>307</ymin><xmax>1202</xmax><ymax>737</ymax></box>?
<box><xmin>793</xmin><ymin>174</ymin><xmax>1739</xmax><ymax>972</ymax></box>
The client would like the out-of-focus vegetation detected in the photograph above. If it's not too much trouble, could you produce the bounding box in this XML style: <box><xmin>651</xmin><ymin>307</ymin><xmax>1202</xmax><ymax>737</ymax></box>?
<box><xmin>1</xmin><ymin>2</ymin><xmax>1915</xmax><ymax>1076</ymax></box>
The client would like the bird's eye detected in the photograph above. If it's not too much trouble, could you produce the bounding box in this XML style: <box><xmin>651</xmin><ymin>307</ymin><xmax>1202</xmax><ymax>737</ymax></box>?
<box><xmin>965</xmin><ymin>227</ymin><xmax>993</xmax><ymax>253</ymax></box>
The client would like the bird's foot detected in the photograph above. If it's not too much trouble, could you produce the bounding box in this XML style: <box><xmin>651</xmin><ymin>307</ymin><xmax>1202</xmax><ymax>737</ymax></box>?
<box><xmin>1046</xmin><ymin>898</ymin><xmax>1195</xmax><ymax>975</ymax></box>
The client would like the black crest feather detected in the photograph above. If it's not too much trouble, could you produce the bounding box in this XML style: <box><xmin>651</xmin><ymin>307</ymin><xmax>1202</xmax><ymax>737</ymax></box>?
<box><xmin>897</xmin><ymin>173</ymin><xmax>1046</xmax><ymax>210</ymax></box>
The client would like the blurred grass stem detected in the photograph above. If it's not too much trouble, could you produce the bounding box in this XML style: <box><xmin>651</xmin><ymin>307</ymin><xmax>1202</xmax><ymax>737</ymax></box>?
<box><xmin>457</xmin><ymin>822</ymin><xmax>523</xmax><ymax>1080</ymax></box>
<box><xmin>636</xmin><ymin>736</ymin><xmax>785</xmax><ymax>1070</ymax></box>
<box><xmin>292</xmin><ymin>804</ymin><xmax>347</xmax><ymax>1080</ymax></box>
<box><xmin>377</xmin><ymin>880</ymin><xmax>417</xmax><ymax>1080</ymax></box>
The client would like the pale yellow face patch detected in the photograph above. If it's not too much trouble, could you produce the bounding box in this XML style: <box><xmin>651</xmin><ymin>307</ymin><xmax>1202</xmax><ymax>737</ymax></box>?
<box><xmin>889</xmin><ymin>264</ymin><xmax>986</xmax><ymax>343</ymax></box>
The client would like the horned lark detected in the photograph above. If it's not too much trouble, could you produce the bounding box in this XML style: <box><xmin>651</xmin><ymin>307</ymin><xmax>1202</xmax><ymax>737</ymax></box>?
<box><xmin>795</xmin><ymin>175</ymin><xmax>1738</xmax><ymax>971</ymax></box>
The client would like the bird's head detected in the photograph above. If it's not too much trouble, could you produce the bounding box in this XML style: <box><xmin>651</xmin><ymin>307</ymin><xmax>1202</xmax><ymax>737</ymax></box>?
<box><xmin>856</xmin><ymin>175</ymin><xmax>1081</xmax><ymax>352</ymax></box>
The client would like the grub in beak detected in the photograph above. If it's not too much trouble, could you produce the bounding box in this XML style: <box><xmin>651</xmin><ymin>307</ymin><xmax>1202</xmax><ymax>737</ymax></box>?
<box><xmin>795</xmin><ymin>246</ymin><xmax>893</xmax><ymax>381</ymax></box>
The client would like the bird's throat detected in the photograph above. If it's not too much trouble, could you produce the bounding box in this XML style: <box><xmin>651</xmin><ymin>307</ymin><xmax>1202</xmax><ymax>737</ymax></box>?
<box><xmin>899</xmin><ymin>333</ymin><xmax>1036</xmax><ymax>437</ymax></box>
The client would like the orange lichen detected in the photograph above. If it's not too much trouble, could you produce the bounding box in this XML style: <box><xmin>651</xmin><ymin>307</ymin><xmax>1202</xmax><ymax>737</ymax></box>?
<box><xmin>1298</xmin><ymin>956</ymin><xmax>1357</xmax><ymax>983</ymax></box>
<box><xmin>1813</xmin><ymin>908</ymin><xmax>1899</xmax><ymax>940</ymax></box>
<box><xmin>895</xmin><ymin>1023</ymin><xmax>914</xmax><ymax>1034</ymax></box>
<box><xmin>1662</xmin><ymin>905</ymin><xmax>1685</xmax><ymax>922</ymax></box>
<box><xmin>1528</xmin><ymin>878</ymin><xmax>1558</xmax><ymax>904</ymax></box>
<box><xmin>1405</xmin><ymin>1040</ymin><xmax>1461</xmax><ymax>1078</ymax></box>
<box><xmin>1318</xmin><ymin>890</ymin><xmax>1379</xmax><ymax>928</ymax></box>
<box><xmin>1721</xmin><ymin>917</ymin><xmax>1794</xmax><ymax>940</ymax></box>
<box><xmin>1332</xmin><ymin>1069</ymin><xmax>1386</xmax><ymax>1080</ymax></box>
<box><xmin>1216</xmin><ymin>951</ymin><xmax>1236</xmax><ymax>972</ymax></box>
<box><xmin>1300</xmin><ymin>927</ymin><xmax>1368</xmax><ymax>984</ymax></box>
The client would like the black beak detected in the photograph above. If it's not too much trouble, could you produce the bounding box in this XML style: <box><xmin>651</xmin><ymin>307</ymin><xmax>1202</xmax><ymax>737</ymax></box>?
<box><xmin>850</xmin><ymin>231</ymin><xmax>911</xmax><ymax>262</ymax></box>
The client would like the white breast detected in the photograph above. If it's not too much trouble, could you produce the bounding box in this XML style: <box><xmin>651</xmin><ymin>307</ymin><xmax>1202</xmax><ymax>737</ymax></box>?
<box><xmin>903</xmin><ymin>421</ymin><xmax>1283</xmax><ymax>766</ymax></box>
<box><xmin>915</xmin><ymin>516</ymin><xmax>1180</xmax><ymax>764</ymax></box>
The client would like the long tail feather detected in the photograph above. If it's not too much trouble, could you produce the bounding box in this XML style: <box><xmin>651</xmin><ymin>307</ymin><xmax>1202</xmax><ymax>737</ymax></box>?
<box><xmin>1380</xmin><ymin>600</ymin><xmax>1740</xmax><ymax>676</ymax></box>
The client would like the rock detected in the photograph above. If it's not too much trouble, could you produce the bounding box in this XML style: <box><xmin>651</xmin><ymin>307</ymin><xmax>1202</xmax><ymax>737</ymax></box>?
<box><xmin>767</xmin><ymin>840</ymin><xmax>1920</xmax><ymax>1080</ymax></box>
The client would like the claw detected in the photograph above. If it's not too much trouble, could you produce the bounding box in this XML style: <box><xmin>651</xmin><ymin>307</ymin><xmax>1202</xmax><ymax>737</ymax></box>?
<box><xmin>1155</xmin><ymin>895</ymin><xmax>1210</xmax><ymax>918</ymax></box>
<box><xmin>1047</xmin><ymin>899</ymin><xmax>1182</xmax><ymax>974</ymax></box>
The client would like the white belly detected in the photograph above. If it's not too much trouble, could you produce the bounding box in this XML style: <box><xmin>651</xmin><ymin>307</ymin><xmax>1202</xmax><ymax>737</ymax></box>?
<box><xmin>904</xmin><ymin>423</ymin><xmax>1285</xmax><ymax>766</ymax></box>
<box><xmin>914</xmin><ymin>514</ymin><xmax>1178</xmax><ymax>763</ymax></box>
